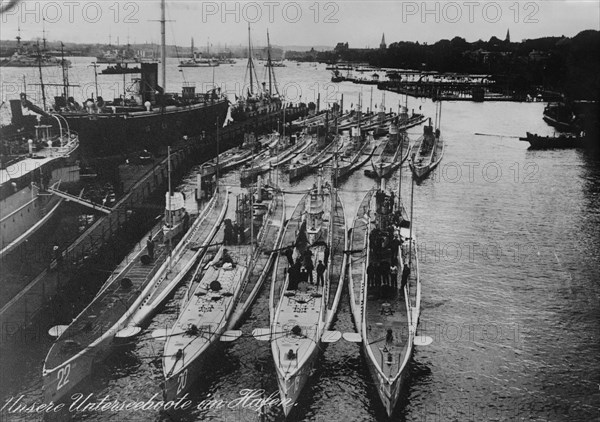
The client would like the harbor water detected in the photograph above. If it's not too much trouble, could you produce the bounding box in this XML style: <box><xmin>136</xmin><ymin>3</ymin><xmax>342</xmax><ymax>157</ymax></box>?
<box><xmin>1</xmin><ymin>59</ymin><xmax>599</xmax><ymax>421</ymax></box>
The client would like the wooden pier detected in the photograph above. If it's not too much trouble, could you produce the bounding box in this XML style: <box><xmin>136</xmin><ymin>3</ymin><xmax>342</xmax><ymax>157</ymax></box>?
<box><xmin>378</xmin><ymin>80</ymin><xmax>520</xmax><ymax>102</ymax></box>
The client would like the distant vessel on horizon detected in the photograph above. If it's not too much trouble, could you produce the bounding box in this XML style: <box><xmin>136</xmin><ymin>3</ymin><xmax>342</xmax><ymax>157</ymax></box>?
<box><xmin>0</xmin><ymin>29</ymin><xmax>70</xmax><ymax>68</ymax></box>
<box><xmin>178</xmin><ymin>38</ymin><xmax>220</xmax><ymax>67</ymax></box>
<box><xmin>96</xmin><ymin>44</ymin><xmax>140</xmax><ymax>64</ymax></box>
<box><xmin>100</xmin><ymin>63</ymin><xmax>141</xmax><ymax>74</ymax></box>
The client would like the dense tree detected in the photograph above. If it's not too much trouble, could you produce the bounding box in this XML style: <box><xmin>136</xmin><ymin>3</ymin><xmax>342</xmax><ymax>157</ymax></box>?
<box><xmin>311</xmin><ymin>30</ymin><xmax>599</xmax><ymax>100</ymax></box>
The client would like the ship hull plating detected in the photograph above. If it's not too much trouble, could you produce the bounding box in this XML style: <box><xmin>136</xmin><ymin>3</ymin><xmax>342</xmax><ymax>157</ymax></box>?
<box><xmin>61</xmin><ymin>100</ymin><xmax>229</xmax><ymax>159</ymax></box>
<box><xmin>275</xmin><ymin>350</ymin><xmax>316</xmax><ymax>416</ymax></box>
<box><xmin>42</xmin><ymin>336</ymin><xmax>107</xmax><ymax>404</ymax></box>
<box><xmin>365</xmin><ymin>355</ymin><xmax>405</xmax><ymax>417</ymax></box>
<box><xmin>163</xmin><ymin>341</ymin><xmax>220</xmax><ymax>402</ymax></box>
<box><xmin>0</xmin><ymin>191</ymin><xmax>61</xmax><ymax>255</ymax></box>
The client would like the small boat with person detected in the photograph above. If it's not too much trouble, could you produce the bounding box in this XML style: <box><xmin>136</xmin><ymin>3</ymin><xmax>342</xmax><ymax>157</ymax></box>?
<box><xmin>520</xmin><ymin>131</ymin><xmax>585</xmax><ymax>149</ymax></box>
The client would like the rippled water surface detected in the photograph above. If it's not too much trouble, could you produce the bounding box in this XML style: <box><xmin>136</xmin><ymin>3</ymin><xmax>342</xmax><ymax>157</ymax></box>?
<box><xmin>1</xmin><ymin>58</ymin><xmax>599</xmax><ymax>421</ymax></box>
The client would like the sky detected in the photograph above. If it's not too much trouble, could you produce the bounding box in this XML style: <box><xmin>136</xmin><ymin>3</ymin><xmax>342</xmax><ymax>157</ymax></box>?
<box><xmin>0</xmin><ymin>0</ymin><xmax>599</xmax><ymax>48</ymax></box>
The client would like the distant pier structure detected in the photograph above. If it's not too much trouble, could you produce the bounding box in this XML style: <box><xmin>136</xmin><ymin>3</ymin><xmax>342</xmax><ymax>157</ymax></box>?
<box><xmin>377</xmin><ymin>71</ymin><xmax>522</xmax><ymax>102</ymax></box>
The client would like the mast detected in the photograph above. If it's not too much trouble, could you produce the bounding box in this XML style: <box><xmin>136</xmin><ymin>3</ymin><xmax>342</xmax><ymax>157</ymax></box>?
<box><xmin>282</xmin><ymin>105</ymin><xmax>286</xmax><ymax>139</ymax></box>
<box><xmin>212</xmin><ymin>63</ymin><xmax>215</xmax><ymax>88</ymax></box>
<box><xmin>122</xmin><ymin>69</ymin><xmax>127</xmax><ymax>102</ymax></box>
<box><xmin>16</xmin><ymin>26</ymin><xmax>21</xmax><ymax>51</ymax></box>
<box><xmin>397</xmin><ymin>134</ymin><xmax>403</xmax><ymax>211</ymax></box>
<box><xmin>36</xmin><ymin>43</ymin><xmax>47</xmax><ymax>111</ymax></box>
<box><xmin>42</xmin><ymin>19</ymin><xmax>47</xmax><ymax>51</ymax></box>
<box><xmin>216</xmin><ymin>117</ymin><xmax>220</xmax><ymax>186</ymax></box>
<box><xmin>250</xmin><ymin>185</ymin><xmax>254</xmax><ymax>245</ymax></box>
<box><xmin>91</xmin><ymin>62</ymin><xmax>99</xmax><ymax>99</ymax></box>
<box><xmin>160</xmin><ymin>0</ymin><xmax>167</xmax><ymax>92</ymax></box>
<box><xmin>334</xmin><ymin>136</ymin><xmax>339</xmax><ymax>188</ymax></box>
<box><xmin>60</xmin><ymin>41</ymin><xmax>69</xmax><ymax>100</ymax></box>
<box><xmin>191</xmin><ymin>37</ymin><xmax>194</xmax><ymax>58</ymax></box>
<box><xmin>330</xmin><ymin>150</ymin><xmax>335</xmax><ymax>261</ymax></box>
<box><xmin>167</xmin><ymin>145</ymin><xmax>173</xmax><ymax>270</ymax></box>
<box><xmin>357</xmin><ymin>91</ymin><xmax>362</xmax><ymax>140</ymax></box>
<box><xmin>266</xmin><ymin>30</ymin><xmax>272</xmax><ymax>95</ymax></box>
<box><xmin>168</xmin><ymin>145</ymin><xmax>172</xmax><ymax>225</ymax></box>
<box><xmin>334</xmin><ymin>116</ymin><xmax>339</xmax><ymax>188</ymax></box>
<box><xmin>409</xmin><ymin>171</ymin><xmax>415</xmax><ymax>267</ymax></box>
<box><xmin>274</xmin><ymin>105</ymin><xmax>284</xmax><ymax>184</ymax></box>
<box><xmin>247</xmin><ymin>23</ymin><xmax>254</xmax><ymax>96</ymax></box>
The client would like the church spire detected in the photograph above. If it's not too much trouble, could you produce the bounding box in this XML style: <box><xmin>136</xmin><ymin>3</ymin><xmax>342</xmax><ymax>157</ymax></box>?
<box><xmin>380</xmin><ymin>33</ymin><xmax>386</xmax><ymax>49</ymax></box>
<box><xmin>505</xmin><ymin>29</ymin><xmax>510</xmax><ymax>43</ymax></box>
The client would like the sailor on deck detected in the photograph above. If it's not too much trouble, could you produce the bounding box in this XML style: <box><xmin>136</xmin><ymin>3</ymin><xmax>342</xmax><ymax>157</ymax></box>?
<box><xmin>386</xmin><ymin>329</ymin><xmax>394</xmax><ymax>344</ymax></box>
<box><xmin>401</xmin><ymin>264</ymin><xmax>410</xmax><ymax>291</ymax></box>
<box><xmin>146</xmin><ymin>236</ymin><xmax>155</xmax><ymax>259</ymax></box>
<box><xmin>214</xmin><ymin>249</ymin><xmax>234</xmax><ymax>268</ymax></box>
<box><xmin>285</xmin><ymin>245</ymin><xmax>295</xmax><ymax>267</ymax></box>
<box><xmin>316</xmin><ymin>260</ymin><xmax>326</xmax><ymax>286</ymax></box>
